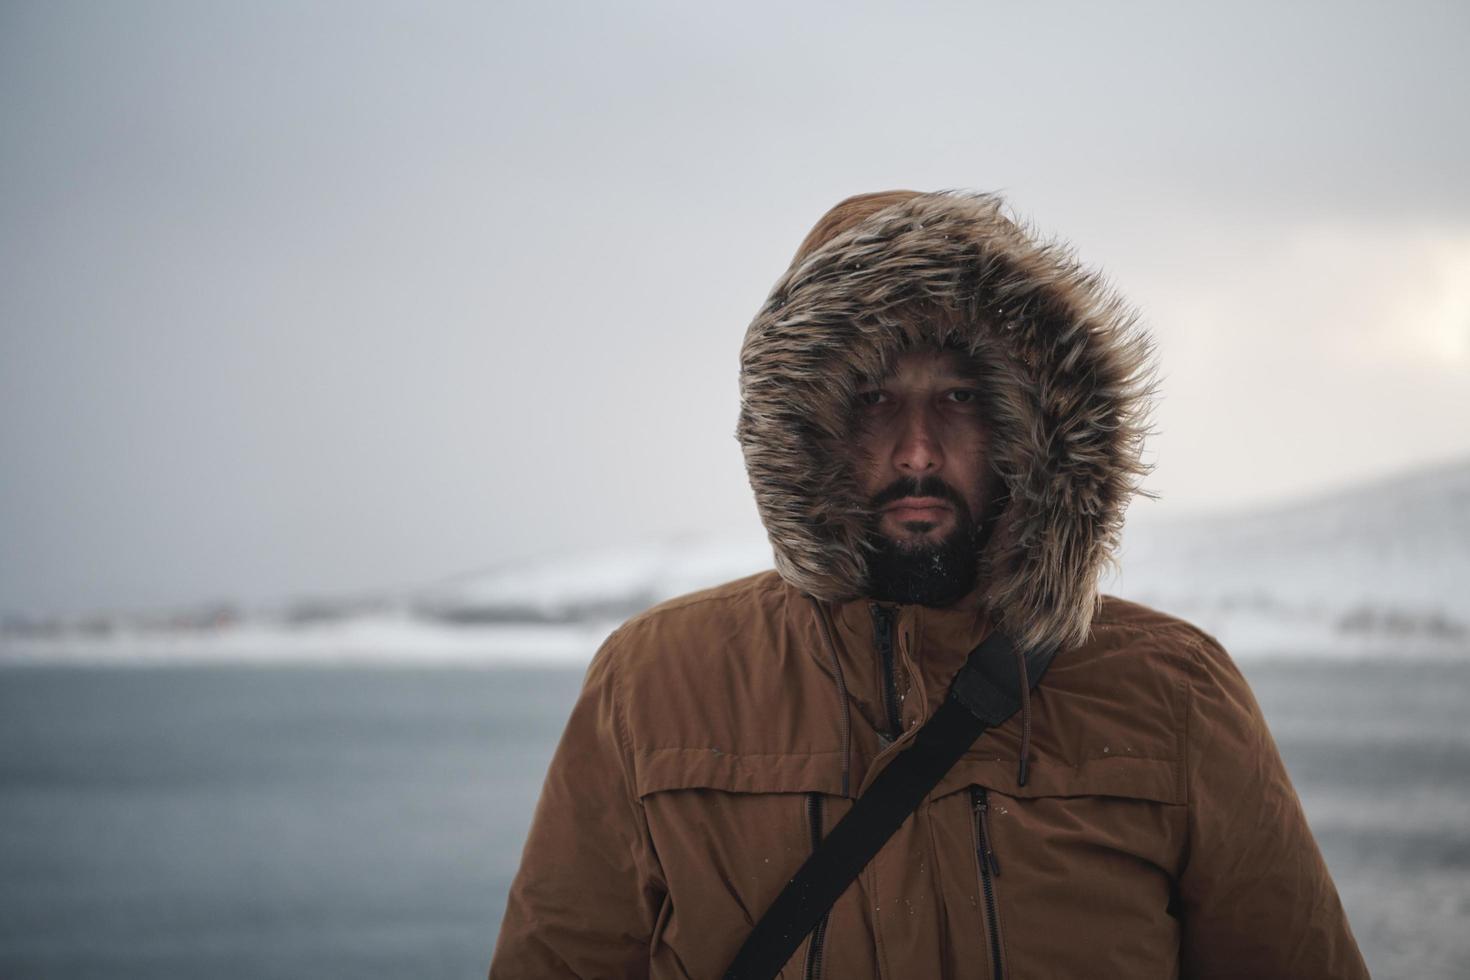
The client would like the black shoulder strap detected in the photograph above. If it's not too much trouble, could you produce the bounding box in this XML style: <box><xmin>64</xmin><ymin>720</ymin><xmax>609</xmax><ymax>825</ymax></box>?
<box><xmin>722</xmin><ymin>631</ymin><xmax>1057</xmax><ymax>980</ymax></box>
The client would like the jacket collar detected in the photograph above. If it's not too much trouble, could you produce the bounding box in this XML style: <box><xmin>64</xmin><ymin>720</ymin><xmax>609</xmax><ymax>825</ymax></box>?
<box><xmin>827</xmin><ymin>593</ymin><xmax>994</xmax><ymax>695</ymax></box>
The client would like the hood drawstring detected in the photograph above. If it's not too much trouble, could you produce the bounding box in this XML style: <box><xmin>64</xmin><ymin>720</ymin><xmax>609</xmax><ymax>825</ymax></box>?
<box><xmin>809</xmin><ymin>597</ymin><xmax>1031</xmax><ymax>792</ymax></box>
<box><xmin>809</xmin><ymin>596</ymin><xmax>853</xmax><ymax>798</ymax></box>
<box><xmin>1014</xmin><ymin>643</ymin><xmax>1032</xmax><ymax>787</ymax></box>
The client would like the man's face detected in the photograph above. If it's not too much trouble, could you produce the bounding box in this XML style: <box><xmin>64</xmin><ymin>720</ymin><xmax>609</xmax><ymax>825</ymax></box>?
<box><xmin>852</xmin><ymin>347</ymin><xmax>997</xmax><ymax>607</ymax></box>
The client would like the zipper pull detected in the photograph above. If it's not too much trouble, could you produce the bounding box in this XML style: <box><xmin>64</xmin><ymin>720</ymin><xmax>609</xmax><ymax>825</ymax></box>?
<box><xmin>974</xmin><ymin>789</ymin><xmax>1002</xmax><ymax>878</ymax></box>
<box><xmin>869</xmin><ymin>603</ymin><xmax>903</xmax><ymax>739</ymax></box>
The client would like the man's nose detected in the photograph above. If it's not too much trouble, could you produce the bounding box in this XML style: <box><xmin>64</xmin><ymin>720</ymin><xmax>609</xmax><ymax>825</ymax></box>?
<box><xmin>892</xmin><ymin>405</ymin><xmax>943</xmax><ymax>474</ymax></box>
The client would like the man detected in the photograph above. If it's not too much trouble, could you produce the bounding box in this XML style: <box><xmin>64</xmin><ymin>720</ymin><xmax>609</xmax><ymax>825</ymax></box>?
<box><xmin>489</xmin><ymin>190</ymin><xmax>1368</xmax><ymax>978</ymax></box>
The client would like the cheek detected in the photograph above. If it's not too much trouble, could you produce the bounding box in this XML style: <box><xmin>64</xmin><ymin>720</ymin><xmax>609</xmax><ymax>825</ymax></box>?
<box><xmin>942</xmin><ymin>421</ymin><xmax>991</xmax><ymax>502</ymax></box>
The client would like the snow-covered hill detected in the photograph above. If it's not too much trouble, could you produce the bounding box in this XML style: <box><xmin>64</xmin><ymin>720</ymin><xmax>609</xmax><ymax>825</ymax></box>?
<box><xmin>0</xmin><ymin>533</ymin><xmax>776</xmax><ymax>666</ymax></box>
<box><xmin>4</xmin><ymin>458</ymin><xmax>1467</xmax><ymax>665</ymax></box>
<box><xmin>408</xmin><ymin>533</ymin><xmax>774</xmax><ymax>625</ymax></box>
<box><xmin>1105</xmin><ymin>457</ymin><xmax>1470</xmax><ymax>657</ymax></box>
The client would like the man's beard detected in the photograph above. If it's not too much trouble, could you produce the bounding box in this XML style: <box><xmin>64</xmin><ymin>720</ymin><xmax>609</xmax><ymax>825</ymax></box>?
<box><xmin>863</xmin><ymin>476</ymin><xmax>984</xmax><ymax>608</ymax></box>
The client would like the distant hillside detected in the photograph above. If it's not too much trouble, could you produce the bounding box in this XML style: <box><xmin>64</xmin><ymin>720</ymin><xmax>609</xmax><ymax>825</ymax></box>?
<box><xmin>1105</xmin><ymin>456</ymin><xmax>1470</xmax><ymax>656</ymax></box>
<box><xmin>408</xmin><ymin>534</ymin><xmax>773</xmax><ymax>625</ymax></box>
<box><xmin>4</xmin><ymin>458</ymin><xmax>1467</xmax><ymax>664</ymax></box>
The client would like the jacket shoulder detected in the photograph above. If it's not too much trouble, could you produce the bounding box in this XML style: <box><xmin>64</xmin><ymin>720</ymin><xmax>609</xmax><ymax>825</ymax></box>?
<box><xmin>1071</xmin><ymin>594</ymin><xmax>1245</xmax><ymax>696</ymax></box>
<box><xmin>1093</xmin><ymin>594</ymin><xmax>1222</xmax><ymax>648</ymax></box>
<box><xmin>593</xmin><ymin>568</ymin><xmax>798</xmax><ymax>685</ymax></box>
<box><xmin>1091</xmin><ymin>594</ymin><xmax>1235</xmax><ymax>661</ymax></box>
<box><xmin>610</xmin><ymin>568</ymin><xmax>790</xmax><ymax>654</ymax></box>
<box><xmin>1089</xmin><ymin>594</ymin><xmax>1260</xmax><ymax>713</ymax></box>
<box><xmin>590</xmin><ymin>568</ymin><xmax>829</xmax><ymax>760</ymax></box>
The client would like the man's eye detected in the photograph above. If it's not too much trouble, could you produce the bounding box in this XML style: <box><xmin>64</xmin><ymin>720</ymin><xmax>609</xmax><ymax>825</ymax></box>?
<box><xmin>947</xmin><ymin>389</ymin><xmax>979</xmax><ymax>404</ymax></box>
<box><xmin>857</xmin><ymin>390</ymin><xmax>886</xmax><ymax>407</ymax></box>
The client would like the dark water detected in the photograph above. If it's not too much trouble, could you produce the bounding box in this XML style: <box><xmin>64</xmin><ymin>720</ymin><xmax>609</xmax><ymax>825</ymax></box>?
<box><xmin>1</xmin><ymin>661</ymin><xmax>1466</xmax><ymax>979</ymax></box>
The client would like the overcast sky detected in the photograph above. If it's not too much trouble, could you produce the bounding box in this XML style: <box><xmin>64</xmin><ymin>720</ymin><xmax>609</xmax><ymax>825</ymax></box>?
<box><xmin>3</xmin><ymin>0</ymin><xmax>1467</xmax><ymax>617</ymax></box>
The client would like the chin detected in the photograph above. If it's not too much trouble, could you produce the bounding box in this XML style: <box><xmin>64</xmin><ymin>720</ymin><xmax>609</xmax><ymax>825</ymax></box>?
<box><xmin>886</xmin><ymin>519</ymin><xmax>945</xmax><ymax>543</ymax></box>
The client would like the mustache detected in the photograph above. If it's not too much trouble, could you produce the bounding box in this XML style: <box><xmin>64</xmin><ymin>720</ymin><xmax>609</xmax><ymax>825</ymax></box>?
<box><xmin>868</xmin><ymin>476</ymin><xmax>970</xmax><ymax>514</ymax></box>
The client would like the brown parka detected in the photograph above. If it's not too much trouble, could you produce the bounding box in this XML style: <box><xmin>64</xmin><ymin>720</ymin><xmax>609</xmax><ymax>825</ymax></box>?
<box><xmin>488</xmin><ymin>191</ymin><xmax>1369</xmax><ymax>979</ymax></box>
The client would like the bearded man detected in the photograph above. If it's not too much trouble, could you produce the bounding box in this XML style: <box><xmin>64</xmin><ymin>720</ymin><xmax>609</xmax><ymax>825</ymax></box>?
<box><xmin>488</xmin><ymin>190</ymin><xmax>1368</xmax><ymax>979</ymax></box>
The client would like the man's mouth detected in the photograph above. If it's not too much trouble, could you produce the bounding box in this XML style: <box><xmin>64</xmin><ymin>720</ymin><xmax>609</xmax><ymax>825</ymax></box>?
<box><xmin>884</xmin><ymin>497</ymin><xmax>953</xmax><ymax>521</ymax></box>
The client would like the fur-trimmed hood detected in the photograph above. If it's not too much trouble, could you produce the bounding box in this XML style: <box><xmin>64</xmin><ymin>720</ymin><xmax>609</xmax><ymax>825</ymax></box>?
<box><xmin>735</xmin><ymin>190</ymin><xmax>1157</xmax><ymax>654</ymax></box>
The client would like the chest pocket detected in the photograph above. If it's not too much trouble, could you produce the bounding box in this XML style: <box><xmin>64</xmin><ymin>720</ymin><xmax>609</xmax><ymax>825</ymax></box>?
<box><xmin>633</xmin><ymin>747</ymin><xmax>842</xmax><ymax>980</ymax></box>
<box><xmin>928</xmin><ymin>754</ymin><xmax>1188</xmax><ymax>980</ymax></box>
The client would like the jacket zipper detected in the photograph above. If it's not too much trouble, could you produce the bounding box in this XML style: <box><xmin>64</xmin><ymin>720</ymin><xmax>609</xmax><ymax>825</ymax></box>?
<box><xmin>970</xmin><ymin>786</ymin><xmax>1005</xmax><ymax>979</ymax></box>
<box><xmin>869</xmin><ymin>604</ymin><xmax>902</xmax><ymax>740</ymax></box>
<box><xmin>803</xmin><ymin>792</ymin><xmax>829</xmax><ymax>980</ymax></box>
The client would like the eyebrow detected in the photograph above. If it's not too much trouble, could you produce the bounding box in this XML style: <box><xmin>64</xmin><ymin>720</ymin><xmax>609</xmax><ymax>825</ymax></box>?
<box><xmin>857</xmin><ymin>371</ymin><xmax>981</xmax><ymax>388</ymax></box>
<box><xmin>945</xmin><ymin>359</ymin><xmax>987</xmax><ymax>383</ymax></box>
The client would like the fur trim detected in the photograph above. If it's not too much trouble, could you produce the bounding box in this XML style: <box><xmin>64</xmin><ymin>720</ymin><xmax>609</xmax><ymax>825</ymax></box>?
<box><xmin>735</xmin><ymin>190</ymin><xmax>1157</xmax><ymax>653</ymax></box>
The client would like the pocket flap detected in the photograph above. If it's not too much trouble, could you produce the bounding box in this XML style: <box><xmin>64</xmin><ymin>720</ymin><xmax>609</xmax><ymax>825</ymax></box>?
<box><xmin>633</xmin><ymin>745</ymin><xmax>848</xmax><ymax>798</ymax></box>
<box><xmin>934</xmin><ymin>753</ymin><xmax>1183</xmax><ymax>805</ymax></box>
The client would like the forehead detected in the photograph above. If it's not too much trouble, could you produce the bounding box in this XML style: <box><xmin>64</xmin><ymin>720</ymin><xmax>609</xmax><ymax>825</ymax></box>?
<box><xmin>875</xmin><ymin>347</ymin><xmax>981</xmax><ymax>384</ymax></box>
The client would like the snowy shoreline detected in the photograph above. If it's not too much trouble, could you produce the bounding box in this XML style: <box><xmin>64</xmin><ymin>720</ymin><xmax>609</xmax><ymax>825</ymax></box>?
<box><xmin>3</xmin><ymin>607</ymin><xmax>1465</xmax><ymax>667</ymax></box>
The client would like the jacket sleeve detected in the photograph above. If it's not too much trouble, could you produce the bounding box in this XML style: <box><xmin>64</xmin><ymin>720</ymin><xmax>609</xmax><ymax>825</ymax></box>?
<box><xmin>1176</xmin><ymin>632</ymin><xmax>1369</xmax><ymax>979</ymax></box>
<box><xmin>489</xmin><ymin>627</ymin><xmax>666</xmax><ymax>979</ymax></box>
